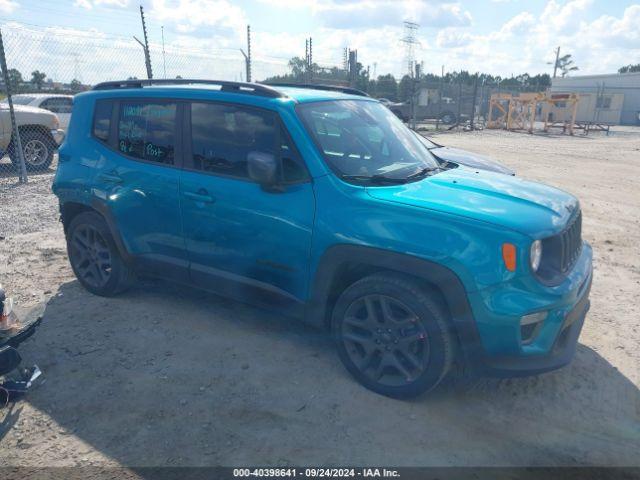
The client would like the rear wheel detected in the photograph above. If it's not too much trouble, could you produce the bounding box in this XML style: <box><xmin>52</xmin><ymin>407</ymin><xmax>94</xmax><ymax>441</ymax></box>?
<box><xmin>439</xmin><ymin>111</ymin><xmax>456</xmax><ymax>125</ymax></box>
<box><xmin>332</xmin><ymin>273</ymin><xmax>454</xmax><ymax>398</ymax></box>
<box><xmin>66</xmin><ymin>212</ymin><xmax>133</xmax><ymax>296</ymax></box>
<box><xmin>9</xmin><ymin>130</ymin><xmax>54</xmax><ymax>172</ymax></box>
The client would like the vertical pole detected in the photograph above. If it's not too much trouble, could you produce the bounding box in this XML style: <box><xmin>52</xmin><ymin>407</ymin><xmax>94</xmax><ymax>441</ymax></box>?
<box><xmin>456</xmin><ymin>77</ymin><xmax>462</xmax><ymax>128</ymax></box>
<box><xmin>0</xmin><ymin>28</ymin><xmax>27</xmax><ymax>183</ymax></box>
<box><xmin>348</xmin><ymin>50</ymin><xmax>357</xmax><ymax>88</ymax></box>
<box><xmin>246</xmin><ymin>25</ymin><xmax>252</xmax><ymax>83</ymax></box>
<box><xmin>411</xmin><ymin>62</ymin><xmax>420</xmax><ymax>130</ymax></box>
<box><xmin>140</xmin><ymin>5</ymin><xmax>153</xmax><ymax>79</ymax></box>
<box><xmin>161</xmin><ymin>26</ymin><xmax>166</xmax><ymax>79</ymax></box>
<box><xmin>308</xmin><ymin>37</ymin><xmax>313</xmax><ymax>83</ymax></box>
<box><xmin>436</xmin><ymin>65</ymin><xmax>444</xmax><ymax>130</ymax></box>
<box><xmin>552</xmin><ymin>46</ymin><xmax>560</xmax><ymax>79</ymax></box>
<box><xmin>305</xmin><ymin>39</ymin><xmax>308</xmax><ymax>83</ymax></box>
<box><xmin>470</xmin><ymin>74</ymin><xmax>478</xmax><ymax>129</ymax></box>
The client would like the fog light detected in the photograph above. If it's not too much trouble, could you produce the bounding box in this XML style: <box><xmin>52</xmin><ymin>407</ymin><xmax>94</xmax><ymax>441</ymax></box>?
<box><xmin>520</xmin><ymin>311</ymin><xmax>547</xmax><ymax>344</ymax></box>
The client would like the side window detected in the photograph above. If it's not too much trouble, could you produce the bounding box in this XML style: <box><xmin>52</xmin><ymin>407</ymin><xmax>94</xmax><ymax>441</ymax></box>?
<box><xmin>280</xmin><ymin>127</ymin><xmax>308</xmax><ymax>183</ymax></box>
<box><xmin>40</xmin><ymin>98</ymin><xmax>59</xmax><ymax>113</ymax></box>
<box><xmin>40</xmin><ymin>97</ymin><xmax>73</xmax><ymax>113</ymax></box>
<box><xmin>92</xmin><ymin>99</ymin><xmax>113</xmax><ymax>143</ymax></box>
<box><xmin>117</xmin><ymin>101</ymin><xmax>177</xmax><ymax>164</ymax></box>
<box><xmin>190</xmin><ymin>102</ymin><xmax>277</xmax><ymax>179</ymax></box>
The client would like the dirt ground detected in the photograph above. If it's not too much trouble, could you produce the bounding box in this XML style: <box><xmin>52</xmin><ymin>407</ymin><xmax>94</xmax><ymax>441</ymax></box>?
<box><xmin>0</xmin><ymin>127</ymin><xmax>639</xmax><ymax>468</ymax></box>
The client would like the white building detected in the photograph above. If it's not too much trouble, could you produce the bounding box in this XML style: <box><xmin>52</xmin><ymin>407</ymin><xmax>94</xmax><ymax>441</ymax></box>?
<box><xmin>550</xmin><ymin>72</ymin><xmax>640</xmax><ymax>125</ymax></box>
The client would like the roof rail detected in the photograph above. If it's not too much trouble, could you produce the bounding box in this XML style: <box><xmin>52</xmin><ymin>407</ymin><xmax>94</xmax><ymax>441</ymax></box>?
<box><xmin>92</xmin><ymin>79</ymin><xmax>285</xmax><ymax>98</ymax></box>
<box><xmin>264</xmin><ymin>82</ymin><xmax>370</xmax><ymax>97</ymax></box>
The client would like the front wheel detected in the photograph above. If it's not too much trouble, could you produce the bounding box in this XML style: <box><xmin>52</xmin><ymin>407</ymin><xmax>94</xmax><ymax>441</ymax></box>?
<box><xmin>332</xmin><ymin>273</ymin><xmax>454</xmax><ymax>398</ymax></box>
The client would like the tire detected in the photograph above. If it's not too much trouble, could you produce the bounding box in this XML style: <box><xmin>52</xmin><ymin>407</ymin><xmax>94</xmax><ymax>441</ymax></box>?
<box><xmin>439</xmin><ymin>112</ymin><xmax>456</xmax><ymax>125</ymax></box>
<box><xmin>66</xmin><ymin>211</ymin><xmax>134</xmax><ymax>296</ymax></box>
<box><xmin>332</xmin><ymin>273</ymin><xmax>454</xmax><ymax>398</ymax></box>
<box><xmin>9</xmin><ymin>130</ymin><xmax>54</xmax><ymax>172</ymax></box>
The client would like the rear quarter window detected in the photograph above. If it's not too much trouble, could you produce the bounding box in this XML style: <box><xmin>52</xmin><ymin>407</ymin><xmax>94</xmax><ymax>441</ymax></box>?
<box><xmin>92</xmin><ymin>99</ymin><xmax>113</xmax><ymax>143</ymax></box>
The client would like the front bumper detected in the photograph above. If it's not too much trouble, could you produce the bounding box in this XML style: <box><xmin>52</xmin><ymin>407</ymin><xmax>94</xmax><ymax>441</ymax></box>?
<box><xmin>51</xmin><ymin>129</ymin><xmax>65</xmax><ymax>146</ymax></box>
<box><xmin>457</xmin><ymin>242</ymin><xmax>593</xmax><ymax>378</ymax></box>
<box><xmin>477</xmin><ymin>273</ymin><xmax>591</xmax><ymax>377</ymax></box>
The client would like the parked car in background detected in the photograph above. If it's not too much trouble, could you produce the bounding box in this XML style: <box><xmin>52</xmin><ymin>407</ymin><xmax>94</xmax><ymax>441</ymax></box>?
<box><xmin>389</xmin><ymin>101</ymin><xmax>459</xmax><ymax>124</ymax></box>
<box><xmin>0</xmin><ymin>102</ymin><xmax>65</xmax><ymax>171</ymax></box>
<box><xmin>11</xmin><ymin>94</ymin><xmax>74</xmax><ymax>131</ymax></box>
<box><xmin>53</xmin><ymin>80</ymin><xmax>591</xmax><ymax>398</ymax></box>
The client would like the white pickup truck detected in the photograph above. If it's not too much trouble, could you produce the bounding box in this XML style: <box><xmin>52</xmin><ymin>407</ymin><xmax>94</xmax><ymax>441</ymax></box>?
<box><xmin>0</xmin><ymin>101</ymin><xmax>65</xmax><ymax>171</ymax></box>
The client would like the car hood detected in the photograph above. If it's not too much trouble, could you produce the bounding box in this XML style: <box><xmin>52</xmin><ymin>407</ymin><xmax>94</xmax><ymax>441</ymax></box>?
<box><xmin>430</xmin><ymin>146</ymin><xmax>515</xmax><ymax>176</ymax></box>
<box><xmin>366</xmin><ymin>166</ymin><xmax>578</xmax><ymax>237</ymax></box>
<box><xmin>0</xmin><ymin>103</ymin><xmax>49</xmax><ymax>114</ymax></box>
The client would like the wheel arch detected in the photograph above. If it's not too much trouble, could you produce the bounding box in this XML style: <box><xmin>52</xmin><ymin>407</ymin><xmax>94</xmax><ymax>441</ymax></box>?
<box><xmin>15</xmin><ymin>124</ymin><xmax>57</xmax><ymax>148</ymax></box>
<box><xmin>60</xmin><ymin>200</ymin><xmax>133</xmax><ymax>265</ymax></box>
<box><xmin>306</xmin><ymin>245</ymin><xmax>482</xmax><ymax>361</ymax></box>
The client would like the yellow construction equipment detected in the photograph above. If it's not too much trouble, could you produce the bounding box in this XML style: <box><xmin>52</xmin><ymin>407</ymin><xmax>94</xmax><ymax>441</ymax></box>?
<box><xmin>487</xmin><ymin>92</ymin><xmax>580</xmax><ymax>135</ymax></box>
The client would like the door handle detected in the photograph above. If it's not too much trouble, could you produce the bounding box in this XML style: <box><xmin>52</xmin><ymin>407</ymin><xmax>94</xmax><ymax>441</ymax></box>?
<box><xmin>184</xmin><ymin>190</ymin><xmax>215</xmax><ymax>203</ymax></box>
<box><xmin>97</xmin><ymin>172</ymin><xmax>123</xmax><ymax>184</ymax></box>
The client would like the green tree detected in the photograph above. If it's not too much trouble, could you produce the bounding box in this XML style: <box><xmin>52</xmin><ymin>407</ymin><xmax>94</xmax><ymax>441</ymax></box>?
<box><xmin>398</xmin><ymin>75</ymin><xmax>413</xmax><ymax>102</ymax></box>
<box><xmin>69</xmin><ymin>78</ymin><xmax>82</xmax><ymax>92</ymax></box>
<box><xmin>30</xmin><ymin>70</ymin><xmax>47</xmax><ymax>90</ymax></box>
<box><xmin>288</xmin><ymin>56</ymin><xmax>309</xmax><ymax>80</ymax></box>
<box><xmin>375</xmin><ymin>74</ymin><xmax>398</xmax><ymax>101</ymax></box>
<box><xmin>618</xmin><ymin>64</ymin><xmax>640</xmax><ymax>74</ymax></box>
<box><xmin>7</xmin><ymin>68</ymin><xmax>23</xmax><ymax>92</ymax></box>
<box><xmin>557</xmin><ymin>54</ymin><xmax>578</xmax><ymax>77</ymax></box>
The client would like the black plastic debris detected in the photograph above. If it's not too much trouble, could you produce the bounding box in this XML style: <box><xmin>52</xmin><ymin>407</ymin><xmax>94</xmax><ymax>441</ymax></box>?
<box><xmin>0</xmin><ymin>283</ymin><xmax>43</xmax><ymax>408</ymax></box>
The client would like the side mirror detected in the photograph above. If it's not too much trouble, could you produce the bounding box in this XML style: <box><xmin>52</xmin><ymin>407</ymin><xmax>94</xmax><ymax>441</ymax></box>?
<box><xmin>247</xmin><ymin>151</ymin><xmax>281</xmax><ymax>191</ymax></box>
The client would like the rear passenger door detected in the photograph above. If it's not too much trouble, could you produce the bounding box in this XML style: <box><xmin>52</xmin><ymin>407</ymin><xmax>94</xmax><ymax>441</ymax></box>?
<box><xmin>92</xmin><ymin>98</ymin><xmax>188</xmax><ymax>281</ymax></box>
<box><xmin>180</xmin><ymin>101</ymin><xmax>315</xmax><ymax>306</ymax></box>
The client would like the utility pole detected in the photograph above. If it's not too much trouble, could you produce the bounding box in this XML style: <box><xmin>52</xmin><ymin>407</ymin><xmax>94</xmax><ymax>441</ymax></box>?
<box><xmin>470</xmin><ymin>73</ymin><xmax>478</xmax><ymax>129</ymax></box>
<box><xmin>134</xmin><ymin>5</ymin><xmax>152</xmax><ymax>79</ymax></box>
<box><xmin>436</xmin><ymin>65</ymin><xmax>444</xmax><ymax>130</ymax></box>
<box><xmin>240</xmin><ymin>25</ymin><xmax>252</xmax><ymax>83</ymax></box>
<box><xmin>552</xmin><ymin>46</ymin><xmax>560</xmax><ymax>79</ymax></box>
<box><xmin>161</xmin><ymin>26</ymin><xmax>166</xmax><ymax>79</ymax></box>
<box><xmin>348</xmin><ymin>49</ymin><xmax>357</xmax><ymax>88</ymax></box>
<box><xmin>411</xmin><ymin>62</ymin><xmax>421</xmax><ymax>130</ymax></box>
<box><xmin>308</xmin><ymin>37</ymin><xmax>313</xmax><ymax>82</ymax></box>
<box><xmin>0</xmin><ymin>28</ymin><xmax>27</xmax><ymax>183</ymax></box>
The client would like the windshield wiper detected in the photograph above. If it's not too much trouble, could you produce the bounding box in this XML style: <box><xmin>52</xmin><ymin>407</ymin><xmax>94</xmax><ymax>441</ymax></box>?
<box><xmin>340</xmin><ymin>174</ymin><xmax>407</xmax><ymax>185</ymax></box>
<box><xmin>402</xmin><ymin>166</ymin><xmax>440</xmax><ymax>181</ymax></box>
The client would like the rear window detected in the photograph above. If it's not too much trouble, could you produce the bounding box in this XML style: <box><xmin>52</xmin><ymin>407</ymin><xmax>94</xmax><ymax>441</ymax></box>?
<box><xmin>92</xmin><ymin>99</ymin><xmax>113</xmax><ymax>143</ymax></box>
<box><xmin>117</xmin><ymin>101</ymin><xmax>177</xmax><ymax>164</ymax></box>
<box><xmin>11</xmin><ymin>95</ymin><xmax>35</xmax><ymax>105</ymax></box>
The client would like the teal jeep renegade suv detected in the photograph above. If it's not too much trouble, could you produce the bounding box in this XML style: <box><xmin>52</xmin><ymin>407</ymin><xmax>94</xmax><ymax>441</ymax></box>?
<box><xmin>52</xmin><ymin>80</ymin><xmax>592</xmax><ymax>398</ymax></box>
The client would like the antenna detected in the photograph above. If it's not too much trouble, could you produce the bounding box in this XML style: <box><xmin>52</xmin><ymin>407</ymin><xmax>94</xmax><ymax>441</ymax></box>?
<box><xmin>401</xmin><ymin>21</ymin><xmax>419</xmax><ymax>77</ymax></box>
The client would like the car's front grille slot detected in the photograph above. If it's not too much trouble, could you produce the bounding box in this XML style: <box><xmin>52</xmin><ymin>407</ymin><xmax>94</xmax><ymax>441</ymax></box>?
<box><xmin>537</xmin><ymin>210</ymin><xmax>582</xmax><ymax>285</ymax></box>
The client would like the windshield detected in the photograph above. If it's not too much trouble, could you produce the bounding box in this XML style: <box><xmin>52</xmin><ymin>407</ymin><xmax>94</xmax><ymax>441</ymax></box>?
<box><xmin>10</xmin><ymin>95</ymin><xmax>36</xmax><ymax>105</ymax></box>
<box><xmin>297</xmin><ymin>100</ymin><xmax>439</xmax><ymax>182</ymax></box>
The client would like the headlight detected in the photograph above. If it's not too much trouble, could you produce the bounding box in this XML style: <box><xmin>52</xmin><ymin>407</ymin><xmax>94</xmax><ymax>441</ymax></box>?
<box><xmin>530</xmin><ymin>240</ymin><xmax>543</xmax><ymax>272</ymax></box>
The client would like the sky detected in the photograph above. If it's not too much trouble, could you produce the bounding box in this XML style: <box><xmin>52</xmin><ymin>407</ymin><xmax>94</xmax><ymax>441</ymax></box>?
<box><xmin>0</xmin><ymin>0</ymin><xmax>638</xmax><ymax>83</ymax></box>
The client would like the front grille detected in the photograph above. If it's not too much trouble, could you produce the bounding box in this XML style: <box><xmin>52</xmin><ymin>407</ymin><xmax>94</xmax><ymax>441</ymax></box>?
<box><xmin>537</xmin><ymin>210</ymin><xmax>582</xmax><ymax>285</ymax></box>
<box><xmin>559</xmin><ymin>210</ymin><xmax>582</xmax><ymax>273</ymax></box>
